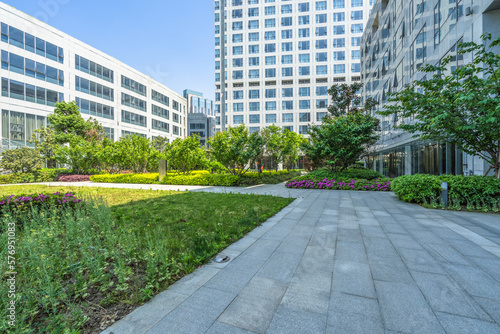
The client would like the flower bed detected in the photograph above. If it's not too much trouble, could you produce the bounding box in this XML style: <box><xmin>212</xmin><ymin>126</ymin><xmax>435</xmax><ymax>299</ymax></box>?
<box><xmin>56</xmin><ymin>174</ymin><xmax>92</xmax><ymax>182</ymax></box>
<box><xmin>0</xmin><ymin>192</ymin><xmax>83</xmax><ymax>209</ymax></box>
<box><xmin>286</xmin><ymin>178</ymin><xmax>391</xmax><ymax>191</ymax></box>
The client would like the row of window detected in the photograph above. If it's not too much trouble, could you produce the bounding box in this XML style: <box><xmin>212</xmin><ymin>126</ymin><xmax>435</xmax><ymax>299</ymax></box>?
<box><xmin>229</xmin><ymin>112</ymin><xmax>327</xmax><ymax>124</ymax></box>
<box><xmin>152</xmin><ymin>104</ymin><xmax>170</xmax><ymax>120</ymax></box>
<box><xmin>121</xmin><ymin>92</ymin><xmax>147</xmax><ymax>112</ymax></box>
<box><xmin>1</xmin><ymin>50</ymin><xmax>64</xmax><ymax>86</ymax></box>
<box><xmin>231</xmin><ymin>8</ymin><xmax>364</xmax><ymax>20</ymax></box>
<box><xmin>75</xmin><ymin>97</ymin><xmax>115</xmax><ymax>120</ymax></box>
<box><xmin>229</xmin><ymin>100</ymin><xmax>328</xmax><ymax>112</ymax></box>
<box><xmin>1</xmin><ymin>23</ymin><xmax>64</xmax><ymax>64</ymax></box>
<box><xmin>75</xmin><ymin>76</ymin><xmax>114</xmax><ymax>101</ymax></box>
<box><xmin>152</xmin><ymin>89</ymin><xmax>170</xmax><ymax>107</ymax></box>
<box><xmin>121</xmin><ymin>110</ymin><xmax>177</xmax><ymax>134</ymax></box>
<box><xmin>233</xmin><ymin>86</ymin><xmax>329</xmax><ymax>99</ymax></box>
<box><xmin>1</xmin><ymin>77</ymin><xmax>63</xmax><ymax>106</ymax></box>
<box><xmin>228</xmin><ymin>0</ymin><xmax>365</xmax><ymax>9</ymax></box>
<box><xmin>224</xmin><ymin>64</ymin><xmax>358</xmax><ymax>80</ymax></box>
<box><xmin>121</xmin><ymin>75</ymin><xmax>147</xmax><ymax>96</ymax></box>
<box><xmin>2</xmin><ymin>109</ymin><xmax>46</xmax><ymax>145</ymax></box>
<box><xmin>230</xmin><ymin>12</ymin><xmax>363</xmax><ymax>30</ymax></box>
<box><xmin>75</xmin><ymin>54</ymin><xmax>114</xmax><ymax>83</ymax></box>
<box><xmin>230</xmin><ymin>51</ymin><xmax>360</xmax><ymax>68</ymax></box>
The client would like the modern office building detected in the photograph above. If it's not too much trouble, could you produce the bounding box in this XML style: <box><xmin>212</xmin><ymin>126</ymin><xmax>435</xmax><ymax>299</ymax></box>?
<box><xmin>360</xmin><ymin>0</ymin><xmax>500</xmax><ymax>177</ymax></box>
<box><xmin>184</xmin><ymin>89</ymin><xmax>216</xmax><ymax>145</ymax></box>
<box><xmin>214</xmin><ymin>0</ymin><xmax>373</xmax><ymax>134</ymax></box>
<box><xmin>1</xmin><ymin>2</ymin><xmax>187</xmax><ymax>149</ymax></box>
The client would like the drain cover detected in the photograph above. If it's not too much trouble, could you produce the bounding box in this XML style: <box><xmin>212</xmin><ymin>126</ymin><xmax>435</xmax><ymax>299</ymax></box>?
<box><xmin>213</xmin><ymin>255</ymin><xmax>231</xmax><ymax>263</ymax></box>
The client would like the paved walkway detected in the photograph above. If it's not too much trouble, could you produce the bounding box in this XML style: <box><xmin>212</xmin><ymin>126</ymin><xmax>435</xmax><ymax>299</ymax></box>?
<box><xmin>9</xmin><ymin>182</ymin><xmax>500</xmax><ymax>333</ymax></box>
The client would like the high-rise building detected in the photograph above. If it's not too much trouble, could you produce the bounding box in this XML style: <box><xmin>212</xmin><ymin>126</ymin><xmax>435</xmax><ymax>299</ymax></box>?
<box><xmin>1</xmin><ymin>2</ymin><xmax>187</xmax><ymax>149</ymax></box>
<box><xmin>184</xmin><ymin>89</ymin><xmax>216</xmax><ymax>145</ymax></box>
<box><xmin>214</xmin><ymin>0</ymin><xmax>373</xmax><ymax>134</ymax></box>
<box><xmin>360</xmin><ymin>0</ymin><xmax>500</xmax><ymax>177</ymax></box>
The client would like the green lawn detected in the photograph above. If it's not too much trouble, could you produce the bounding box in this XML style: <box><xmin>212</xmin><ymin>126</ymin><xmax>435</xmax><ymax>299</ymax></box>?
<box><xmin>0</xmin><ymin>186</ymin><xmax>293</xmax><ymax>334</ymax></box>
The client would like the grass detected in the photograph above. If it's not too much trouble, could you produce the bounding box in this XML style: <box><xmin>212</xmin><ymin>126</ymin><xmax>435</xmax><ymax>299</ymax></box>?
<box><xmin>0</xmin><ymin>186</ymin><xmax>293</xmax><ymax>334</ymax></box>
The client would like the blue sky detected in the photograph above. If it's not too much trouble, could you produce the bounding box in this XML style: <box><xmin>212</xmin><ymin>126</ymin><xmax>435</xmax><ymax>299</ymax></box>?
<box><xmin>5</xmin><ymin>0</ymin><xmax>216</xmax><ymax>99</ymax></box>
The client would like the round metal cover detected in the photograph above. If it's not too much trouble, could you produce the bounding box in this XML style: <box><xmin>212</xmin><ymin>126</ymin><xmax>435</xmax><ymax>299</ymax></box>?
<box><xmin>214</xmin><ymin>255</ymin><xmax>231</xmax><ymax>263</ymax></box>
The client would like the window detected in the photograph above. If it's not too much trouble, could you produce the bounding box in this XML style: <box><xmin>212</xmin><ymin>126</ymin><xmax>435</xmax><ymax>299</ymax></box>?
<box><xmin>316</xmin><ymin>40</ymin><xmax>328</xmax><ymax>49</ymax></box>
<box><xmin>351</xmin><ymin>24</ymin><xmax>363</xmax><ymax>33</ymax></box>
<box><xmin>316</xmin><ymin>14</ymin><xmax>327</xmax><ymax>23</ymax></box>
<box><xmin>265</xmin><ymin>89</ymin><xmax>276</xmax><ymax>98</ymax></box>
<box><xmin>299</xmin><ymin>66</ymin><xmax>310</xmax><ymax>76</ymax></box>
<box><xmin>233</xmin><ymin>90</ymin><xmax>244</xmax><ymax>99</ymax></box>
<box><xmin>298</xmin><ymin>16</ymin><xmax>310</xmax><ymax>25</ymax></box>
<box><xmin>282</xmin><ymin>42</ymin><xmax>293</xmax><ymax>52</ymax></box>
<box><xmin>351</xmin><ymin>10</ymin><xmax>363</xmax><ymax>20</ymax></box>
<box><xmin>333</xmin><ymin>0</ymin><xmax>345</xmax><ymax>8</ymax></box>
<box><xmin>232</xmin><ymin>22</ymin><xmax>243</xmax><ymax>30</ymax></box>
<box><xmin>281</xmin><ymin>4</ymin><xmax>292</xmax><ymax>13</ymax></box>
<box><xmin>282</xmin><ymin>67</ymin><xmax>293</xmax><ymax>77</ymax></box>
<box><xmin>298</xmin><ymin>3</ymin><xmax>310</xmax><ymax>12</ymax></box>
<box><xmin>316</xmin><ymin>27</ymin><xmax>327</xmax><ymax>36</ymax></box>
<box><xmin>232</xmin><ymin>9</ymin><xmax>243</xmax><ymax>18</ymax></box>
<box><xmin>351</xmin><ymin>63</ymin><xmax>361</xmax><ymax>73</ymax></box>
<box><xmin>232</xmin><ymin>0</ymin><xmax>242</xmax><ymax>4</ymax></box>
<box><xmin>233</xmin><ymin>58</ymin><xmax>243</xmax><ymax>67</ymax></box>
<box><xmin>249</xmin><ymin>89</ymin><xmax>260</xmax><ymax>99</ymax></box>
<box><xmin>333</xmin><ymin>12</ymin><xmax>345</xmax><ymax>22</ymax></box>
<box><xmin>121</xmin><ymin>110</ymin><xmax>147</xmax><ymax>127</ymax></box>
<box><xmin>352</xmin><ymin>50</ymin><xmax>360</xmax><ymax>60</ymax></box>
<box><xmin>298</xmin><ymin>41</ymin><xmax>310</xmax><ymax>50</ymax></box>
<box><xmin>152</xmin><ymin>90</ymin><xmax>169</xmax><ymax>106</ymax></box>
<box><xmin>282</xmin><ymin>101</ymin><xmax>294</xmax><ymax>111</ymax></box>
<box><xmin>233</xmin><ymin>103</ymin><xmax>244</xmax><ymax>112</ymax></box>
<box><xmin>249</xmin><ymin>69</ymin><xmax>260</xmax><ymax>78</ymax></box>
<box><xmin>317</xmin><ymin>99</ymin><xmax>328</xmax><ymax>108</ymax></box>
<box><xmin>75</xmin><ymin>54</ymin><xmax>114</xmax><ymax>82</ymax></box>
<box><xmin>299</xmin><ymin>112</ymin><xmax>311</xmax><ymax>121</ymax></box>
<box><xmin>334</xmin><ymin>64</ymin><xmax>346</xmax><ymax>74</ymax></box>
<box><xmin>299</xmin><ymin>101</ymin><xmax>310</xmax><ymax>110</ymax></box>
<box><xmin>282</xmin><ymin>17</ymin><xmax>293</xmax><ymax>26</ymax></box>
<box><xmin>352</xmin><ymin>37</ymin><xmax>361</xmax><ymax>46</ymax></box>
<box><xmin>152</xmin><ymin>105</ymin><xmax>170</xmax><ymax>120</ymax></box>
<box><xmin>299</xmin><ymin>54</ymin><xmax>310</xmax><ymax>63</ymax></box>
<box><xmin>334</xmin><ymin>51</ymin><xmax>345</xmax><ymax>60</ymax></box>
<box><xmin>265</xmin><ymin>6</ymin><xmax>276</xmax><ymax>15</ymax></box>
<box><xmin>249</xmin><ymin>114</ymin><xmax>260</xmax><ymax>123</ymax></box>
<box><xmin>233</xmin><ymin>70</ymin><xmax>244</xmax><ymax>79</ymax></box>
<box><xmin>152</xmin><ymin>119</ymin><xmax>170</xmax><ymax>133</ymax></box>
<box><xmin>316</xmin><ymin>1</ymin><xmax>327</xmax><ymax>10</ymax></box>
<box><xmin>265</xmin><ymin>31</ymin><xmax>276</xmax><ymax>40</ymax></box>
<box><xmin>249</xmin><ymin>45</ymin><xmax>260</xmax><ymax>54</ymax></box>
<box><xmin>249</xmin><ymin>102</ymin><xmax>260</xmax><ymax>111</ymax></box>
<box><xmin>249</xmin><ymin>8</ymin><xmax>259</xmax><ymax>16</ymax></box>
<box><xmin>299</xmin><ymin>87</ymin><xmax>310</xmax><ymax>96</ymax></box>
<box><xmin>352</xmin><ymin>0</ymin><xmax>363</xmax><ymax>7</ymax></box>
<box><xmin>121</xmin><ymin>76</ymin><xmax>146</xmax><ymax>96</ymax></box>
<box><xmin>266</xmin><ymin>102</ymin><xmax>277</xmax><ymax>110</ymax></box>
<box><xmin>233</xmin><ymin>46</ymin><xmax>243</xmax><ymax>55</ymax></box>
<box><xmin>266</xmin><ymin>113</ymin><xmax>277</xmax><ymax>123</ymax></box>
<box><xmin>233</xmin><ymin>34</ymin><xmax>243</xmax><ymax>43</ymax></box>
<box><xmin>333</xmin><ymin>25</ymin><xmax>345</xmax><ymax>35</ymax></box>
<box><xmin>249</xmin><ymin>57</ymin><xmax>260</xmax><ymax>66</ymax></box>
<box><xmin>282</xmin><ymin>29</ymin><xmax>293</xmax><ymax>39</ymax></box>
<box><xmin>233</xmin><ymin>115</ymin><xmax>244</xmax><ymax>124</ymax></box>
<box><xmin>316</xmin><ymin>86</ymin><xmax>328</xmax><ymax>96</ymax></box>
<box><xmin>249</xmin><ymin>20</ymin><xmax>259</xmax><ymax>29</ymax></box>
<box><xmin>282</xmin><ymin>113</ymin><xmax>293</xmax><ymax>122</ymax></box>
<box><xmin>298</xmin><ymin>28</ymin><xmax>310</xmax><ymax>38</ymax></box>
<box><xmin>316</xmin><ymin>65</ymin><xmax>328</xmax><ymax>75</ymax></box>
<box><xmin>299</xmin><ymin>125</ymin><xmax>309</xmax><ymax>134</ymax></box>
<box><xmin>316</xmin><ymin>52</ymin><xmax>328</xmax><ymax>62</ymax></box>
<box><xmin>121</xmin><ymin>93</ymin><xmax>146</xmax><ymax>112</ymax></box>
<box><xmin>282</xmin><ymin>88</ymin><xmax>293</xmax><ymax>97</ymax></box>
<box><xmin>265</xmin><ymin>68</ymin><xmax>276</xmax><ymax>77</ymax></box>
<box><xmin>249</xmin><ymin>32</ymin><xmax>259</xmax><ymax>41</ymax></box>
<box><xmin>317</xmin><ymin>112</ymin><xmax>327</xmax><ymax>121</ymax></box>
<box><xmin>265</xmin><ymin>19</ymin><xmax>276</xmax><ymax>28</ymax></box>
<box><xmin>265</xmin><ymin>56</ymin><xmax>276</xmax><ymax>65</ymax></box>
<box><xmin>265</xmin><ymin>43</ymin><xmax>276</xmax><ymax>53</ymax></box>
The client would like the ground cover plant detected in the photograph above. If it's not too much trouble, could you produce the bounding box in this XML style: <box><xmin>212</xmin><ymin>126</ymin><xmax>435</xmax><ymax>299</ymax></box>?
<box><xmin>0</xmin><ymin>185</ymin><xmax>293</xmax><ymax>333</ymax></box>
<box><xmin>392</xmin><ymin>174</ymin><xmax>500</xmax><ymax>213</ymax></box>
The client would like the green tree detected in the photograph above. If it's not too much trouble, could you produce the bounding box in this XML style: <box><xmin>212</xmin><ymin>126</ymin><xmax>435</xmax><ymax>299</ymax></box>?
<box><xmin>166</xmin><ymin>136</ymin><xmax>208</xmax><ymax>174</ymax></box>
<box><xmin>30</xmin><ymin>127</ymin><xmax>59</xmax><ymax>167</ymax></box>
<box><xmin>48</xmin><ymin>101</ymin><xmax>103</xmax><ymax>144</ymax></box>
<box><xmin>113</xmin><ymin>135</ymin><xmax>158</xmax><ymax>173</ymax></box>
<box><xmin>209</xmin><ymin>125</ymin><xmax>254</xmax><ymax>176</ymax></box>
<box><xmin>327</xmin><ymin>83</ymin><xmax>377</xmax><ymax>117</ymax></box>
<box><xmin>0</xmin><ymin>147</ymin><xmax>44</xmax><ymax>173</ymax></box>
<box><xmin>248</xmin><ymin>131</ymin><xmax>266</xmax><ymax>174</ymax></box>
<box><xmin>303</xmin><ymin>112</ymin><xmax>380</xmax><ymax>172</ymax></box>
<box><xmin>282</xmin><ymin>129</ymin><xmax>306</xmax><ymax>170</ymax></box>
<box><xmin>55</xmin><ymin>137</ymin><xmax>102</xmax><ymax>174</ymax></box>
<box><xmin>261</xmin><ymin>125</ymin><xmax>283</xmax><ymax>171</ymax></box>
<box><xmin>379</xmin><ymin>34</ymin><xmax>500</xmax><ymax>178</ymax></box>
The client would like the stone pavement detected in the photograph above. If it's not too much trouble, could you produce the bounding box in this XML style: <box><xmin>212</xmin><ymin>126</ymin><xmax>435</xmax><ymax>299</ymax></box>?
<box><xmin>9</xmin><ymin>182</ymin><xmax>500</xmax><ymax>333</ymax></box>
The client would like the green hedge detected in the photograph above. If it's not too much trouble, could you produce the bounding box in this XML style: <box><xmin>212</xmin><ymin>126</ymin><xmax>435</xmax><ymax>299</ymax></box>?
<box><xmin>161</xmin><ymin>173</ymin><xmax>239</xmax><ymax>186</ymax></box>
<box><xmin>294</xmin><ymin>168</ymin><xmax>384</xmax><ymax>182</ymax></box>
<box><xmin>238</xmin><ymin>170</ymin><xmax>301</xmax><ymax>186</ymax></box>
<box><xmin>0</xmin><ymin>168</ymin><xmax>68</xmax><ymax>184</ymax></box>
<box><xmin>392</xmin><ymin>174</ymin><xmax>500</xmax><ymax>208</ymax></box>
<box><xmin>90</xmin><ymin>173</ymin><xmax>159</xmax><ymax>184</ymax></box>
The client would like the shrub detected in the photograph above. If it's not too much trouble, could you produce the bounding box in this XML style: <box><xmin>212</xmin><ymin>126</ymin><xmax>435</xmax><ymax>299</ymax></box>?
<box><xmin>56</xmin><ymin>174</ymin><xmax>92</xmax><ymax>182</ymax></box>
<box><xmin>238</xmin><ymin>170</ymin><xmax>301</xmax><ymax>186</ymax></box>
<box><xmin>90</xmin><ymin>173</ymin><xmax>159</xmax><ymax>184</ymax></box>
<box><xmin>293</xmin><ymin>168</ymin><xmax>384</xmax><ymax>182</ymax></box>
<box><xmin>0</xmin><ymin>147</ymin><xmax>44</xmax><ymax>173</ymax></box>
<box><xmin>161</xmin><ymin>173</ymin><xmax>239</xmax><ymax>186</ymax></box>
<box><xmin>286</xmin><ymin>178</ymin><xmax>391</xmax><ymax>191</ymax></box>
<box><xmin>0</xmin><ymin>168</ymin><xmax>68</xmax><ymax>184</ymax></box>
<box><xmin>392</xmin><ymin>174</ymin><xmax>500</xmax><ymax>208</ymax></box>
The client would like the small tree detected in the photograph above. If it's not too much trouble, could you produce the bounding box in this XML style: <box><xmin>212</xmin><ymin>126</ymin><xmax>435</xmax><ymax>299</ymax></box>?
<box><xmin>328</xmin><ymin>83</ymin><xmax>377</xmax><ymax>117</ymax></box>
<box><xmin>113</xmin><ymin>135</ymin><xmax>158</xmax><ymax>173</ymax></box>
<box><xmin>379</xmin><ymin>34</ymin><xmax>500</xmax><ymax>178</ymax></box>
<box><xmin>31</xmin><ymin>127</ymin><xmax>59</xmax><ymax>167</ymax></box>
<box><xmin>261</xmin><ymin>125</ymin><xmax>283</xmax><ymax>171</ymax></box>
<box><xmin>0</xmin><ymin>147</ymin><xmax>44</xmax><ymax>173</ymax></box>
<box><xmin>282</xmin><ymin>129</ymin><xmax>306</xmax><ymax>170</ymax></box>
<box><xmin>55</xmin><ymin>137</ymin><xmax>102</xmax><ymax>174</ymax></box>
<box><xmin>166</xmin><ymin>136</ymin><xmax>208</xmax><ymax>174</ymax></box>
<box><xmin>302</xmin><ymin>111</ymin><xmax>380</xmax><ymax>171</ymax></box>
<box><xmin>209</xmin><ymin>125</ymin><xmax>254</xmax><ymax>176</ymax></box>
<box><xmin>248</xmin><ymin>131</ymin><xmax>266</xmax><ymax>174</ymax></box>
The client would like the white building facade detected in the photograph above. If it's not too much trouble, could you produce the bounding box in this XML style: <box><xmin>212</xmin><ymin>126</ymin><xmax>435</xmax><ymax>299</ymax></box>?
<box><xmin>1</xmin><ymin>2</ymin><xmax>187</xmax><ymax>148</ymax></box>
<box><xmin>214</xmin><ymin>0</ymin><xmax>374</xmax><ymax>134</ymax></box>
<box><xmin>360</xmin><ymin>0</ymin><xmax>500</xmax><ymax>177</ymax></box>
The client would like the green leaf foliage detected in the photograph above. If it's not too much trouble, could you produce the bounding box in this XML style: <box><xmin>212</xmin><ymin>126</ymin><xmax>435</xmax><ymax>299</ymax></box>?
<box><xmin>165</xmin><ymin>136</ymin><xmax>208</xmax><ymax>174</ymax></box>
<box><xmin>0</xmin><ymin>147</ymin><xmax>44</xmax><ymax>173</ymax></box>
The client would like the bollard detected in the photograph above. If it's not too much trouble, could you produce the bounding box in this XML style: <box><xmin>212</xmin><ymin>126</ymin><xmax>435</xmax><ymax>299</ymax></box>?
<box><xmin>441</xmin><ymin>181</ymin><xmax>449</xmax><ymax>208</ymax></box>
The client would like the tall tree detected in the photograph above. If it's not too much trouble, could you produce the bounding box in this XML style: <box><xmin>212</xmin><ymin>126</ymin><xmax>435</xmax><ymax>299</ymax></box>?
<box><xmin>281</xmin><ymin>129</ymin><xmax>306</xmax><ymax>170</ymax></box>
<box><xmin>379</xmin><ymin>34</ymin><xmax>500</xmax><ymax>178</ymax></box>
<box><xmin>166</xmin><ymin>136</ymin><xmax>208</xmax><ymax>174</ymax></box>
<box><xmin>327</xmin><ymin>83</ymin><xmax>377</xmax><ymax>117</ymax></box>
<box><xmin>261</xmin><ymin>125</ymin><xmax>283</xmax><ymax>171</ymax></box>
<box><xmin>30</xmin><ymin>127</ymin><xmax>59</xmax><ymax>167</ymax></box>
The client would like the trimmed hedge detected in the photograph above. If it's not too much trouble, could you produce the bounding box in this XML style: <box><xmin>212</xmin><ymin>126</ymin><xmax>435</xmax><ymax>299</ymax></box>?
<box><xmin>293</xmin><ymin>168</ymin><xmax>384</xmax><ymax>182</ymax></box>
<box><xmin>162</xmin><ymin>173</ymin><xmax>239</xmax><ymax>186</ymax></box>
<box><xmin>392</xmin><ymin>174</ymin><xmax>500</xmax><ymax>208</ymax></box>
<box><xmin>286</xmin><ymin>178</ymin><xmax>391</xmax><ymax>191</ymax></box>
<box><xmin>238</xmin><ymin>170</ymin><xmax>301</xmax><ymax>186</ymax></box>
<box><xmin>0</xmin><ymin>168</ymin><xmax>68</xmax><ymax>184</ymax></box>
<box><xmin>90</xmin><ymin>173</ymin><xmax>159</xmax><ymax>184</ymax></box>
